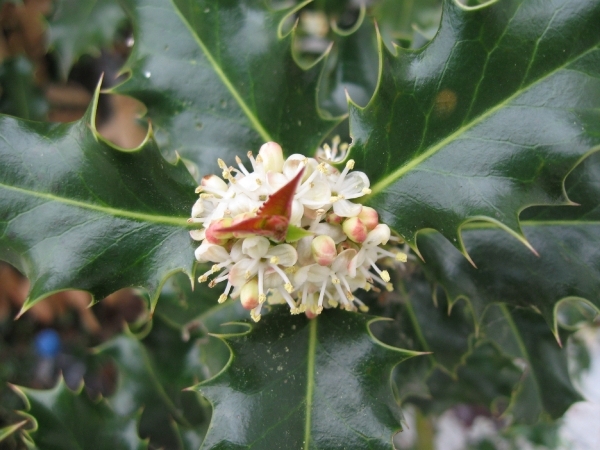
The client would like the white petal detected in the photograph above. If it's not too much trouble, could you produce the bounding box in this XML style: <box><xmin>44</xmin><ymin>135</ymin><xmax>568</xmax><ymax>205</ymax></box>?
<box><xmin>290</xmin><ymin>200</ymin><xmax>303</xmax><ymax>226</ymax></box>
<box><xmin>299</xmin><ymin>179</ymin><xmax>331</xmax><ymax>209</ymax></box>
<box><xmin>228</xmin><ymin>258</ymin><xmax>258</xmax><ymax>286</ymax></box>
<box><xmin>339</xmin><ymin>171</ymin><xmax>369</xmax><ymax>198</ymax></box>
<box><xmin>283</xmin><ymin>154</ymin><xmax>308</xmax><ymax>179</ymax></box>
<box><xmin>201</xmin><ymin>174</ymin><xmax>228</xmax><ymax>192</ymax></box>
<box><xmin>331</xmin><ymin>249</ymin><xmax>357</xmax><ymax>274</ymax></box>
<box><xmin>365</xmin><ymin>224</ymin><xmax>391</xmax><ymax>246</ymax></box>
<box><xmin>307</xmin><ymin>265</ymin><xmax>329</xmax><ymax>283</ymax></box>
<box><xmin>267</xmin><ymin>288</ymin><xmax>285</xmax><ymax>305</ymax></box>
<box><xmin>242</xmin><ymin>236</ymin><xmax>270</xmax><ymax>259</ymax></box>
<box><xmin>333</xmin><ymin>199</ymin><xmax>362</xmax><ymax>217</ymax></box>
<box><xmin>194</xmin><ymin>241</ymin><xmax>230</xmax><ymax>263</ymax></box>
<box><xmin>238</xmin><ymin>174</ymin><xmax>262</xmax><ymax>192</ymax></box>
<box><xmin>293</xmin><ymin>264</ymin><xmax>313</xmax><ymax>285</ymax></box>
<box><xmin>191</xmin><ymin>199</ymin><xmax>204</xmax><ymax>217</ymax></box>
<box><xmin>267</xmin><ymin>172</ymin><xmax>288</xmax><ymax>190</ymax></box>
<box><xmin>229</xmin><ymin>239</ymin><xmax>244</xmax><ymax>261</ymax></box>
<box><xmin>312</xmin><ymin>223</ymin><xmax>346</xmax><ymax>244</ymax></box>
<box><xmin>189</xmin><ymin>229</ymin><xmax>205</xmax><ymax>241</ymax></box>
<box><xmin>296</xmin><ymin>236</ymin><xmax>315</xmax><ymax>266</ymax></box>
<box><xmin>267</xmin><ymin>244</ymin><xmax>298</xmax><ymax>266</ymax></box>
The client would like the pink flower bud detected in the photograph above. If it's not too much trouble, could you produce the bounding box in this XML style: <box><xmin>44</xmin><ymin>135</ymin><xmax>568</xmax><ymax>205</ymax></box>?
<box><xmin>342</xmin><ymin>217</ymin><xmax>367</xmax><ymax>243</ymax></box>
<box><xmin>357</xmin><ymin>206</ymin><xmax>378</xmax><ymax>231</ymax></box>
<box><xmin>326</xmin><ymin>212</ymin><xmax>343</xmax><ymax>225</ymax></box>
<box><xmin>259</xmin><ymin>142</ymin><xmax>284</xmax><ymax>172</ymax></box>
<box><xmin>311</xmin><ymin>235</ymin><xmax>337</xmax><ymax>266</ymax></box>
<box><xmin>240</xmin><ymin>278</ymin><xmax>260</xmax><ymax>310</ymax></box>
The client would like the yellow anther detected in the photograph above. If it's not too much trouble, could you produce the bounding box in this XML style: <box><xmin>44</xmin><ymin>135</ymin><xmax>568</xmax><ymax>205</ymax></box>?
<box><xmin>235</xmin><ymin>155</ymin><xmax>243</xmax><ymax>165</ymax></box>
<box><xmin>256</xmin><ymin>155</ymin><xmax>263</xmax><ymax>163</ymax></box>
<box><xmin>331</xmin><ymin>278</ymin><xmax>340</xmax><ymax>284</ymax></box>
<box><xmin>339</xmin><ymin>143</ymin><xmax>349</xmax><ymax>151</ymax></box>
<box><xmin>259</xmin><ymin>294</ymin><xmax>267</xmax><ymax>304</ymax></box>
<box><xmin>345</xmin><ymin>290</ymin><xmax>354</xmax><ymax>300</ymax></box>
<box><xmin>385</xmin><ymin>283</ymin><xmax>393</xmax><ymax>292</ymax></box>
<box><xmin>244</xmin><ymin>271</ymin><xmax>251</xmax><ymax>280</ymax></box>
<box><xmin>362</xmin><ymin>188</ymin><xmax>372</xmax><ymax>195</ymax></box>
<box><xmin>316</xmin><ymin>306</ymin><xmax>323</xmax><ymax>314</ymax></box>
<box><xmin>217</xmin><ymin>159</ymin><xmax>227</xmax><ymax>169</ymax></box>
<box><xmin>381</xmin><ymin>270</ymin><xmax>391</xmax><ymax>282</ymax></box>
<box><xmin>251</xmin><ymin>311</ymin><xmax>261</xmax><ymax>322</ymax></box>
<box><xmin>198</xmin><ymin>275</ymin><xmax>208</xmax><ymax>283</ymax></box>
<box><xmin>330</xmin><ymin>196</ymin><xmax>339</xmax><ymax>203</ymax></box>
<box><xmin>247</xmin><ymin>150</ymin><xmax>253</xmax><ymax>158</ymax></box>
<box><xmin>285</xmin><ymin>266</ymin><xmax>298</xmax><ymax>274</ymax></box>
<box><xmin>209</xmin><ymin>280</ymin><xmax>216</xmax><ymax>288</ymax></box>
<box><xmin>195</xmin><ymin>186</ymin><xmax>203</xmax><ymax>193</ymax></box>
<box><xmin>218</xmin><ymin>294</ymin><xmax>227</xmax><ymax>303</ymax></box>
<box><xmin>200</xmin><ymin>193</ymin><xmax>214</xmax><ymax>199</ymax></box>
<box><xmin>256</xmin><ymin>178</ymin><xmax>262</xmax><ymax>185</ymax></box>
<box><xmin>285</xmin><ymin>283</ymin><xmax>294</xmax><ymax>293</ymax></box>
<box><xmin>329</xmin><ymin>300</ymin><xmax>339</xmax><ymax>308</ymax></box>
<box><xmin>396</xmin><ymin>252</ymin><xmax>408</xmax><ymax>262</ymax></box>
<box><xmin>346</xmin><ymin>159</ymin><xmax>355</xmax><ymax>170</ymax></box>
<box><xmin>270</xmin><ymin>256</ymin><xmax>280</xmax><ymax>264</ymax></box>
<box><xmin>359</xmin><ymin>305</ymin><xmax>369</xmax><ymax>313</ymax></box>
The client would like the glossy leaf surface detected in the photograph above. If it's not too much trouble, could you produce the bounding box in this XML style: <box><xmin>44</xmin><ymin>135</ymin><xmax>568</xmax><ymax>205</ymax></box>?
<box><xmin>0</xmin><ymin>91</ymin><xmax>197</xmax><ymax>311</ymax></box>
<box><xmin>13</xmin><ymin>379</ymin><xmax>146</xmax><ymax>450</ymax></box>
<box><xmin>115</xmin><ymin>0</ymin><xmax>340</xmax><ymax>175</ymax></box>
<box><xmin>195</xmin><ymin>306</ymin><xmax>420</xmax><ymax>449</ymax></box>
<box><xmin>352</xmin><ymin>0</ymin><xmax>600</xmax><ymax>256</ymax></box>
<box><xmin>418</xmin><ymin>151</ymin><xmax>600</xmax><ymax>329</ymax></box>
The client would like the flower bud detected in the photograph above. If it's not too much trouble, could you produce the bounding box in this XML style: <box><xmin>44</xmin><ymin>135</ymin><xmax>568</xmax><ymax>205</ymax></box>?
<box><xmin>259</xmin><ymin>142</ymin><xmax>284</xmax><ymax>172</ymax></box>
<box><xmin>205</xmin><ymin>218</ymin><xmax>234</xmax><ymax>244</ymax></box>
<box><xmin>342</xmin><ymin>217</ymin><xmax>367</xmax><ymax>243</ymax></box>
<box><xmin>311</xmin><ymin>235</ymin><xmax>337</xmax><ymax>266</ymax></box>
<box><xmin>326</xmin><ymin>212</ymin><xmax>343</xmax><ymax>225</ymax></box>
<box><xmin>201</xmin><ymin>174</ymin><xmax>228</xmax><ymax>192</ymax></box>
<box><xmin>240</xmin><ymin>278</ymin><xmax>260</xmax><ymax>310</ymax></box>
<box><xmin>357</xmin><ymin>206</ymin><xmax>378</xmax><ymax>231</ymax></box>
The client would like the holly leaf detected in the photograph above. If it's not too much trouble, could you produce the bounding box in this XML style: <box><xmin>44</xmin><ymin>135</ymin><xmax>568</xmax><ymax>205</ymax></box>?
<box><xmin>351</xmin><ymin>0</ymin><xmax>600</xmax><ymax>258</ymax></box>
<box><xmin>114</xmin><ymin>0</ymin><xmax>340</xmax><ymax>175</ymax></box>
<box><xmin>0</xmin><ymin>86</ymin><xmax>197</xmax><ymax>313</ymax></box>
<box><xmin>480</xmin><ymin>305</ymin><xmax>583</xmax><ymax>423</ymax></box>
<box><xmin>418</xmin><ymin>151</ymin><xmax>600</xmax><ymax>333</ymax></box>
<box><xmin>194</xmin><ymin>306</ymin><xmax>421</xmax><ymax>449</ymax></box>
<box><xmin>11</xmin><ymin>378</ymin><xmax>146</xmax><ymax>450</ymax></box>
<box><xmin>0</xmin><ymin>56</ymin><xmax>48</xmax><ymax>121</ymax></box>
<box><xmin>47</xmin><ymin>0</ymin><xmax>128</xmax><ymax>79</ymax></box>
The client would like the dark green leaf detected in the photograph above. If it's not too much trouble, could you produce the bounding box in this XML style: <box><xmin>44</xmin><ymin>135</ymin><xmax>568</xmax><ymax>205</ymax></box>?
<box><xmin>0</xmin><ymin>57</ymin><xmax>48</xmax><ymax>121</ymax></box>
<box><xmin>418</xmin><ymin>151</ymin><xmax>600</xmax><ymax>331</ymax></box>
<box><xmin>195</xmin><ymin>306</ymin><xmax>421</xmax><ymax>449</ymax></box>
<box><xmin>114</xmin><ymin>0</ymin><xmax>340</xmax><ymax>176</ymax></box>
<box><xmin>372</xmin><ymin>0</ymin><xmax>442</xmax><ymax>49</ymax></box>
<box><xmin>12</xmin><ymin>379</ymin><xmax>146</xmax><ymax>450</ymax></box>
<box><xmin>0</xmin><ymin>88</ymin><xmax>197</xmax><ymax>312</ymax></box>
<box><xmin>417</xmin><ymin>340</ymin><xmax>522</xmax><ymax>416</ymax></box>
<box><xmin>0</xmin><ymin>420</ymin><xmax>27</xmax><ymax>442</ymax></box>
<box><xmin>480</xmin><ymin>305</ymin><xmax>583</xmax><ymax>423</ymax></box>
<box><xmin>48</xmin><ymin>0</ymin><xmax>128</xmax><ymax>78</ymax></box>
<box><xmin>351</xmin><ymin>0</ymin><xmax>600</xmax><ymax>257</ymax></box>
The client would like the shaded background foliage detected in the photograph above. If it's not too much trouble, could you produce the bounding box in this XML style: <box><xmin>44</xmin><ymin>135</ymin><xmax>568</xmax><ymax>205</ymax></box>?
<box><xmin>0</xmin><ymin>0</ymin><xmax>599</xmax><ymax>449</ymax></box>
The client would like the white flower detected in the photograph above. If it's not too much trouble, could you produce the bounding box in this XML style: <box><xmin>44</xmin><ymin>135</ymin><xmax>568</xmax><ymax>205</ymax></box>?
<box><xmin>190</xmin><ymin>140</ymin><xmax>407</xmax><ymax>321</ymax></box>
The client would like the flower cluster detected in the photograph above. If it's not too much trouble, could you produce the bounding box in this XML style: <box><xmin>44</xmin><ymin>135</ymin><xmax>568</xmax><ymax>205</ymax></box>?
<box><xmin>189</xmin><ymin>141</ymin><xmax>407</xmax><ymax>321</ymax></box>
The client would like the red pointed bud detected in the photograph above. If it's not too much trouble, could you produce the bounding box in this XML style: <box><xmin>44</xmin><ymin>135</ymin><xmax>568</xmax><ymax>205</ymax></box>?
<box><xmin>240</xmin><ymin>278</ymin><xmax>260</xmax><ymax>310</ymax></box>
<box><xmin>311</xmin><ymin>235</ymin><xmax>337</xmax><ymax>266</ymax></box>
<box><xmin>205</xmin><ymin>218</ymin><xmax>234</xmax><ymax>244</ymax></box>
<box><xmin>357</xmin><ymin>206</ymin><xmax>378</xmax><ymax>231</ymax></box>
<box><xmin>342</xmin><ymin>217</ymin><xmax>367</xmax><ymax>243</ymax></box>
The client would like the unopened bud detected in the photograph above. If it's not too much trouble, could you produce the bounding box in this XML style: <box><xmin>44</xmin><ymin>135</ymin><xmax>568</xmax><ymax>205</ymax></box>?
<box><xmin>342</xmin><ymin>217</ymin><xmax>368</xmax><ymax>243</ymax></box>
<box><xmin>311</xmin><ymin>235</ymin><xmax>337</xmax><ymax>266</ymax></box>
<box><xmin>358</xmin><ymin>206</ymin><xmax>378</xmax><ymax>231</ymax></box>
<box><xmin>240</xmin><ymin>278</ymin><xmax>260</xmax><ymax>310</ymax></box>
<box><xmin>326</xmin><ymin>212</ymin><xmax>343</xmax><ymax>225</ymax></box>
<box><xmin>258</xmin><ymin>142</ymin><xmax>284</xmax><ymax>172</ymax></box>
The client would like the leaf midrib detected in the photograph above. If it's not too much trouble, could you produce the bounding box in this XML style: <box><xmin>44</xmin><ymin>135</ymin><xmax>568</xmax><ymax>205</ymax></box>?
<box><xmin>367</xmin><ymin>44</ymin><xmax>600</xmax><ymax>198</ymax></box>
<box><xmin>303</xmin><ymin>318</ymin><xmax>317</xmax><ymax>450</ymax></box>
<box><xmin>170</xmin><ymin>0</ymin><xmax>273</xmax><ymax>143</ymax></box>
<box><xmin>0</xmin><ymin>182</ymin><xmax>190</xmax><ymax>227</ymax></box>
